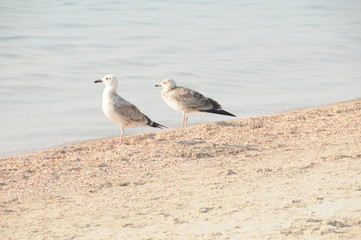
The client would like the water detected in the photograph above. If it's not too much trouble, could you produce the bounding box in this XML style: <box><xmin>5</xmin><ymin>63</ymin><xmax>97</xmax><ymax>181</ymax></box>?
<box><xmin>0</xmin><ymin>0</ymin><xmax>360</xmax><ymax>158</ymax></box>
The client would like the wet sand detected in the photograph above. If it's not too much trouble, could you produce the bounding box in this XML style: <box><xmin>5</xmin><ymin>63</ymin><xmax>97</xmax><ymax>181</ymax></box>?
<box><xmin>1</xmin><ymin>99</ymin><xmax>361</xmax><ymax>239</ymax></box>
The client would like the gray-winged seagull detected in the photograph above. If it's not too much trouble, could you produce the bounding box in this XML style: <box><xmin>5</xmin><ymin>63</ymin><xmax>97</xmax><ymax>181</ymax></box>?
<box><xmin>95</xmin><ymin>74</ymin><xmax>165</xmax><ymax>143</ymax></box>
<box><xmin>155</xmin><ymin>79</ymin><xmax>235</xmax><ymax>128</ymax></box>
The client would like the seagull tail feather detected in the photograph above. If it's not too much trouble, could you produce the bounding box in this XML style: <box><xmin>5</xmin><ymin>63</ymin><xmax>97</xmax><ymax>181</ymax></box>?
<box><xmin>199</xmin><ymin>109</ymin><xmax>236</xmax><ymax>117</ymax></box>
<box><xmin>149</xmin><ymin>121</ymin><xmax>167</xmax><ymax>129</ymax></box>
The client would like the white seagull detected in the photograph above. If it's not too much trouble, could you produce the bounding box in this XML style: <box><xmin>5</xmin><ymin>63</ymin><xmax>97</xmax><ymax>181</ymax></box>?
<box><xmin>95</xmin><ymin>74</ymin><xmax>165</xmax><ymax>143</ymax></box>
<box><xmin>155</xmin><ymin>79</ymin><xmax>236</xmax><ymax>128</ymax></box>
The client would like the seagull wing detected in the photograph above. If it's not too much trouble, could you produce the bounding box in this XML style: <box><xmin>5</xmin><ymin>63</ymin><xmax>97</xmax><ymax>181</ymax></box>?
<box><xmin>112</xmin><ymin>95</ymin><xmax>150</xmax><ymax>125</ymax></box>
<box><xmin>168</xmin><ymin>87</ymin><xmax>218</xmax><ymax>111</ymax></box>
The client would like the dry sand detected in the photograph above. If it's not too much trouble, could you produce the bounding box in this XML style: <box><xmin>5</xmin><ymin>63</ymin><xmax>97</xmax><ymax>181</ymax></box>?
<box><xmin>1</xmin><ymin>99</ymin><xmax>361</xmax><ymax>240</ymax></box>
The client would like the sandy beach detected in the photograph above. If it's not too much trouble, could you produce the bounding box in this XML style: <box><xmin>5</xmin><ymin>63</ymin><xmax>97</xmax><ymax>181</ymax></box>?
<box><xmin>1</xmin><ymin>99</ymin><xmax>360</xmax><ymax>239</ymax></box>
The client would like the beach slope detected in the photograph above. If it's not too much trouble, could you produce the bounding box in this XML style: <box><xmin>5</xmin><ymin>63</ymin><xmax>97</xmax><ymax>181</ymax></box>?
<box><xmin>1</xmin><ymin>99</ymin><xmax>361</xmax><ymax>239</ymax></box>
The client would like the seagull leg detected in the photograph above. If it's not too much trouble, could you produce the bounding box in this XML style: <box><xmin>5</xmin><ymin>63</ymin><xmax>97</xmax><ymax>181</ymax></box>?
<box><xmin>119</xmin><ymin>127</ymin><xmax>124</xmax><ymax>144</ymax></box>
<box><xmin>182</xmin><ymin>113</ymin><xmax>186</xmax><ymax>128</ymax></box>
<box><xmin>182</xmin><ymin>113</ymin><xmax>189</xmax><ymax>128</ymax></box>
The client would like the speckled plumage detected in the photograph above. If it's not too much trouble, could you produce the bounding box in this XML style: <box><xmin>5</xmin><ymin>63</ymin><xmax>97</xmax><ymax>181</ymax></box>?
<box><xmin>156</xmin><ymin>79</ymin><xmax>235</xmax><ymax>128</ymax></box>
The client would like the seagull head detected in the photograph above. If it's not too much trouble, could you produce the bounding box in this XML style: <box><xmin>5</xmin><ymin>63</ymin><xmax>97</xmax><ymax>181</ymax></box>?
<box><xmin>94</xmin><ymin>74</ymin><xmax>118</xmax><ymax>88</ymax></box>
<box><xmin>155</xmin><ymin>78</ymin><xmax>177</xmax><ymax>91</ymax></box>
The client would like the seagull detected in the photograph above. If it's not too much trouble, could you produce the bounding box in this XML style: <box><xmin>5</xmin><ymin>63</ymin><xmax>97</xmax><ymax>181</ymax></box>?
<box><xmin>155</xmin><ymin>79</ymin><xmax>236</xmax><ymax>128</ymax></box>
<box><xmin>95</xmin><ymin>74</ymin><xmax>165</xmax><ymax>143</ymax></box>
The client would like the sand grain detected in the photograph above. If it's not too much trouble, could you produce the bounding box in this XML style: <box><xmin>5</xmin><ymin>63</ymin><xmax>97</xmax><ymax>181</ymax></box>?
<box><xmin>1</xmin><ymin>99</ymin><xmax>361</xmax><ymax>239</ymax></box>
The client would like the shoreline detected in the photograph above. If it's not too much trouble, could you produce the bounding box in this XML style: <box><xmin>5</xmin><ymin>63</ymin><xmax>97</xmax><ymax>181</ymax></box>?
<box><xmin>1</xmin><ymin>98</ymin><xmax>361</xmax><ymax>239</ymax></box>
<box><xmin>1</xmin><ymin>98</ymin><xmax>357</xmax><ymax>160</ymax></box>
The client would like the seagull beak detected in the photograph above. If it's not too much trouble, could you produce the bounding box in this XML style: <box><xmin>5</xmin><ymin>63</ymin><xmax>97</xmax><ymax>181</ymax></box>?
<box><xmin>94</xmin><ymin>79</ymin><xmax>102</xmax><ymax>83</ymax></box>
<box><xmin>155</xmin><ymin>84</ymin><xmax>161</xmax><ymax>87</ymax></box>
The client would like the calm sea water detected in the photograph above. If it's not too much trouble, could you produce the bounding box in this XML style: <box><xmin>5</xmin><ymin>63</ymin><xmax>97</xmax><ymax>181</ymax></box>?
<box><xmin>0</xmin><ymin>0</ymin><xmax>360</xmax><ymax>157</ymax></box>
